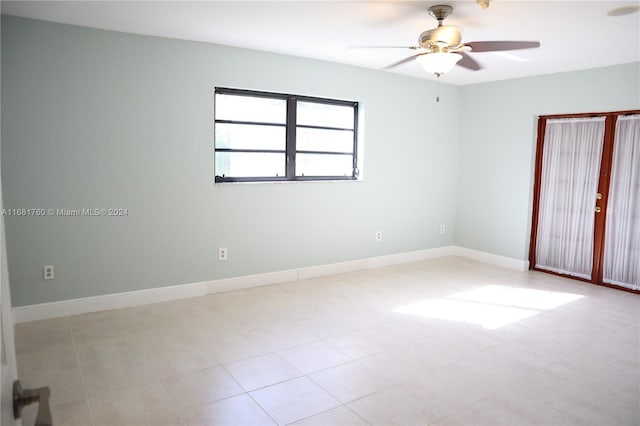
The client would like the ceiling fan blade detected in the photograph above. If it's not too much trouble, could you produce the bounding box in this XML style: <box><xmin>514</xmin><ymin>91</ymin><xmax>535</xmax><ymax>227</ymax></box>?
<box><xmin>350</xmin><ymin>45</ymin><xmax>420</xmax><ymax>50</ymax></box>
<box><xmin>384</xmin><ymin>53</ymin><xmax>424</xmax><ymax>70</ymax></box>
<box><xmin>457</xmin><ymin>52</ymin><xmax>482</xmax><ymax>71</ymax></box>
<box><xmin>465</xmin><ymin>41</ymin><xmax>540</xmax><ymax>52</ymax></box>
<box><xmin>607</xmin><ymin>5</ymin><xmax>640</xmax><ymax>16</ymax></box>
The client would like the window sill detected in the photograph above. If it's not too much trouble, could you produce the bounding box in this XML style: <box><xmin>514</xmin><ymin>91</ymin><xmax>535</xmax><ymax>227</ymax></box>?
<box><xmin>213</xmin><ymin>178</ymin><xmax>364</xmax><ymax>186</ymax></box>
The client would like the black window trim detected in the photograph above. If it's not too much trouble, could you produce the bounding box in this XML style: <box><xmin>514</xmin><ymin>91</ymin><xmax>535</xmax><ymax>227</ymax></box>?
<box><xmin>214</xmin><ymin>87</ymin><xmax>359</xmax><ymax>183</ymax></box>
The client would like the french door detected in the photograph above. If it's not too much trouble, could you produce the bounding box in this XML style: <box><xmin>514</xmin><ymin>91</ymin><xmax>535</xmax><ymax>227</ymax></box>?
<box><xmin>529</xmin><ymin>110</ymin><xmax>640</xmax><ymax>292</ymax></box>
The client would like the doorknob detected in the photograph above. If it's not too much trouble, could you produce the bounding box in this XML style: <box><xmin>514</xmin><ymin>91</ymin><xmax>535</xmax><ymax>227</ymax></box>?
<box><xmin>13</xmin><ymin>380</ymin><xmax>52</xmax><ymax>426</ymax></box>
<box><xmin>595</xmin><ymin>206</ymin><xmax>602</xmax><ymax>213</ymax></box>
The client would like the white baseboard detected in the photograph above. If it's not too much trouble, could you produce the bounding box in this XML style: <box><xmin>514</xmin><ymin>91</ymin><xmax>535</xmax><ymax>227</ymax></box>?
<box><xmin>207</xmin><ymin>269</ymin><xmax>299</xmax><ymax>294</ymax></box>
<box><xmin>453</xmin><ymin>246</ymin><xmax>530</xmax><ymax>271</ymax></box>
<box><xmin>367</xmin><ymin>246</ymin><xmax>455</xmax><ymax>269</ymax></box>
<box><xmin>207</xmin><ymin>246</ymin><xmax>454</xmax><ymax>293</ymax></box>
<box><xmin>13</xmin><ymin>245</ymin><xmax>525</xmax><ymax>323</ymax></box>
<box><xmin>12</xmin><ymin>281</ymin><xmax>208</xmax><ymax>323</ymax></box>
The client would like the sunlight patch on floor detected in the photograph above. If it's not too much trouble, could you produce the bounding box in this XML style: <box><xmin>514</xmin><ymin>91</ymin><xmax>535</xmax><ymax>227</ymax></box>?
<box><xmin>392</xmin><ymin>285</ymin><xmax>584</xmax><ymax>330</ymax></box>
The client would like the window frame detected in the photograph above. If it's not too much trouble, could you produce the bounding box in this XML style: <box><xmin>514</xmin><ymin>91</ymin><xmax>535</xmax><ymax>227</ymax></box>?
<box><xmin>214</xmin><ymin>87</ymin><xmax>359</xmax><ymax>183</ymax></box>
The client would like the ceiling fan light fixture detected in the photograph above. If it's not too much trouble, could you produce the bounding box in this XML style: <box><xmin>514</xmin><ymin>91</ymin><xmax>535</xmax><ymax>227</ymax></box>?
<box><xmin>416</xmin><ymin>52</ymin><xmax>462</xmax><ymax>75</ymax></box>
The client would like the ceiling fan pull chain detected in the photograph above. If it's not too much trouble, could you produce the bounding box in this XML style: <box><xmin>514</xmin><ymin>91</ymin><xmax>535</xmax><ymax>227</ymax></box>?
<box><xmin>436</xmin><ymin>74</ymin><xmax>441</xmax><ymax>102</ymax></box>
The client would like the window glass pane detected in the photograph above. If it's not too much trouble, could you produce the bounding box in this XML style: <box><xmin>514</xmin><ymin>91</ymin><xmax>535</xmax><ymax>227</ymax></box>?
<box><xmin>216</xmin><ymin>123</ymin><xmax>285</xmax><ymax>150</ymax></box>
<box><xmin>297</xmin><ymin>101</ymin><xmax>354</xmax><ymax>129</ymax></box>
<box><xmin>216</xmin><ymin>94</ymin><xmax>286</xmax><ymax>124</ymax></box>
<box><xmin>296</xmin><ymin>128</ymin><xmax>354</xmax><ymax>153</ymax></box>
<box><xmin>216</xmin><ymin>152</ymin><xmax>285</xmax><ymax>178</ymax></box>
<box><xmin>296</xmin><ymin>154</ymin><xmax>353</xmax><ymax>177</ymax></box>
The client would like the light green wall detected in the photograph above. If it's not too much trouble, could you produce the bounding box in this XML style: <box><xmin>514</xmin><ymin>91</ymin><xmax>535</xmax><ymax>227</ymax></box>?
<box><xmin>456</xmin><ymin>62</ymin><xmax>640</xmax><ymax>260</ymax></box>
<box><xmin>1</xmin><ymin>16</ymin><xmax>460</xmax><ymax>306</ymax></box>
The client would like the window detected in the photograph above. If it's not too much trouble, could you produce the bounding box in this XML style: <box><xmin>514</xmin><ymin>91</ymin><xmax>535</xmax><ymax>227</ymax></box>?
<box><xmin>214</xmin><ymin>87</ymin><xmax>359</xmax><ymax>182</ymax></box>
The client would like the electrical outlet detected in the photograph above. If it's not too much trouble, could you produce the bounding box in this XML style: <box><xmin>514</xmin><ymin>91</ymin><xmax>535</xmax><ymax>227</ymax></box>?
<box><xmin>375</xmin><ymin>230</ymin><xmax>382</xmax><ymax>242</ymax></box>
<box><xmin>440</xmin><ymin>224</ymin><xmax>446</xmax><ymax>234</ymax></box>
<box><xmin>43</xmin><ymin>265</ymin><xmax>54</xmax><ymax>280</ymax></box>
<box><xmin>218</xmin><ymin>247</ymin><xmax>228</xmax><ymax>261</ymax></box>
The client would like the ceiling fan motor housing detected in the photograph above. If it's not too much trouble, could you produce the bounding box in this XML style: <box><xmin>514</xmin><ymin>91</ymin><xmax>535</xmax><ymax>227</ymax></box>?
<box><xmin>420</xmin><ymin>5</ymin><xmax>462</xmax><ymax>50</ymax></box>
<box><xmin>419</xmin><ymin>26</ymin><xmax>462</xmax><ymax>50</ymax></box>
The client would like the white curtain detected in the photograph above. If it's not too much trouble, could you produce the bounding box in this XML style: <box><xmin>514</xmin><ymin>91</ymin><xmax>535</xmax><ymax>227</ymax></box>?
<box><xmin>603</xmin><ymin>115</ymin><xmax>640</xmax><ymax>290</ymax></box>
<box><xmin>535</xmin><ymin>117</ymin><xmax>606</xmax><ymax>279</ymax></box>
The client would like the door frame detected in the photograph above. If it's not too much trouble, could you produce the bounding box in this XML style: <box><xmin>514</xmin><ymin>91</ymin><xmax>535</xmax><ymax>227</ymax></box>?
<box><xmin>1</xmin><ymin>153</ymin><xmax>20</xmax><ymax>424</ymax></box>
<box><xmin>528</xmin><ymin>109</ymin><xmax>640</xmax><ymax>294</ymax></box>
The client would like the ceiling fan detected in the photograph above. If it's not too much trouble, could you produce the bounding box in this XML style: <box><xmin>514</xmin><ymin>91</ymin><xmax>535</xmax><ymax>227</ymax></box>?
<box><xmin>378</xmin><ymin>4</ymin><xmax>541</xmax><ymax>76</ymax></box>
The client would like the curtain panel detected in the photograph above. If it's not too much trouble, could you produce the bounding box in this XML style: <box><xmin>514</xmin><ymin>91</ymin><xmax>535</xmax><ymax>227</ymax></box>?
<box><xmin>535</xmin><ymin>117</ymin><xmax>606</xmax><ymax>279</ymax></box>
<box><xmin>603</xmin><ymin>115</ymin><xmax>640</xmax><ymax>290</ymax></box>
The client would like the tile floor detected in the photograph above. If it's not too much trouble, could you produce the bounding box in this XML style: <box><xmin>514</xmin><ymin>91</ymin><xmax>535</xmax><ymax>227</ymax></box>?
<box><xmin>15</xmin><ymin>256</ymin><xmax>639</xmax><ymax>426</ymax></box>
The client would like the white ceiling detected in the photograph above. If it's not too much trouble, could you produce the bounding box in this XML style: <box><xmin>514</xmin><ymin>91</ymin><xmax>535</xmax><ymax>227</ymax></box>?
<box><xmin>2</xmin><ymin>0</ymin><xmax>639</xmax><ymax>85</ymax></box>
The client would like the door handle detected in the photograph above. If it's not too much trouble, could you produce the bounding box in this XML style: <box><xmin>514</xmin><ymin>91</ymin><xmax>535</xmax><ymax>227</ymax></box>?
<box><xmin>13</xmin><ymin>380</ymin><xmax>52</xmax><ymax>426</ymax></box>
